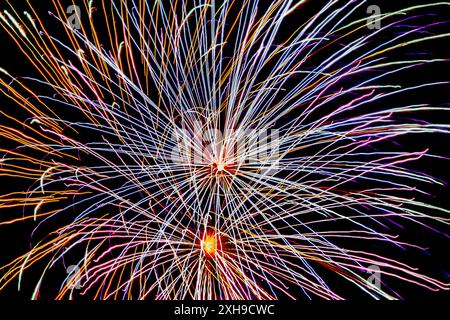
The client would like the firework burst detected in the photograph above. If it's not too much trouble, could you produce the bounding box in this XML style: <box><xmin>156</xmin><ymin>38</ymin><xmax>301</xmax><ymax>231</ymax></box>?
<box><xmin>0</xmin><ymin>0</ymin><xmax>449</xmax><ymax>300</ymax></box>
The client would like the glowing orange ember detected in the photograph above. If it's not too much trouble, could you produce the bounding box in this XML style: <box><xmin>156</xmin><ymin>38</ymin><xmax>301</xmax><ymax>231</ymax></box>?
<box><xmin>202</xmin><ymin>234</ymin><xmax>216</xmax><ymax>256</ymax></box>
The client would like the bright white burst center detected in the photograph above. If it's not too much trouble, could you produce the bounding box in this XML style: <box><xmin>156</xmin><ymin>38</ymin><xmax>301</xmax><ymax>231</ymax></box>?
<box><xmin>216</xmin><ymin>162</ymin><xmax>226</xmax><ymax>172</ymax></box>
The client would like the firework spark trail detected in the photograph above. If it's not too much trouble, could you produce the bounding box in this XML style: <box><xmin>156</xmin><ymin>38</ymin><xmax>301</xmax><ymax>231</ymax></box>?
<box><xmin>0</xmin><ymin>0</ymin><xmax>449</xmax><ymax>299</ymax></box>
